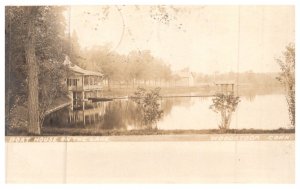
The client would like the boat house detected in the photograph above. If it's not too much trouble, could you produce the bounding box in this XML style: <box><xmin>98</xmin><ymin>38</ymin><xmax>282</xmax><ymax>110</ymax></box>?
<box><xmin>63</xmin><ymin>56</ymin><xmax>104</xmax><ymax>109</ymax></box>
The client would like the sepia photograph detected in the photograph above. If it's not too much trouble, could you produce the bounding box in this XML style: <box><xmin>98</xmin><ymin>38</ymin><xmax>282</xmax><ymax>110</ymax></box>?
<box><xmin>4</xmin><ymin>3</ymin><xmax>296</xmax><ymax>184</ymax></box>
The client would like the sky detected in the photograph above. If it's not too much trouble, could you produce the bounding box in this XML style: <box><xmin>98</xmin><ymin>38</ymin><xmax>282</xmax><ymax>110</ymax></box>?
<box><xmin>64</xmin><ymin>5</ymin><xmax>294</xmax><ymax>74</ymax></box>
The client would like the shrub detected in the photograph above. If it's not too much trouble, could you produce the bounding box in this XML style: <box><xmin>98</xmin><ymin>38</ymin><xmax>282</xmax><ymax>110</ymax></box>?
<box><xmin>210</xmin><ymin>94</ymin><xmax>240</xmax><ymax>130</ymax></box>
<box><xmin>132</xmin><ymin>87</ymin><xmax>163</xmax><ymax>129</ymax></box>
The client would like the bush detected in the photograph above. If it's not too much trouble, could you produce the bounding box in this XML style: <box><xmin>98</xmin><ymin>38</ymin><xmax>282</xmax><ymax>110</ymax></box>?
<box><xmin>132</xmin><ymin>87</ymin><xmax>163</xmax><ymax>129</ymax></box>
<box><xmin>210</xmin><ymin>94</ymin><xmax>240</xmax><ymax>130</ymax></box>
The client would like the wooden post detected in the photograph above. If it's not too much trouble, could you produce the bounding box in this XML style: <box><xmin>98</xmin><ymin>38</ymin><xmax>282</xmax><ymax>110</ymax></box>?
<box><xmin>82</xmin><ymin>75</ymin><xmax>84</xmax><ymax>90</ymax></box>
<box><xmin>82</xmin><ymin>101</ymin><xmax>85</xmax><ymax>126</ymax></box>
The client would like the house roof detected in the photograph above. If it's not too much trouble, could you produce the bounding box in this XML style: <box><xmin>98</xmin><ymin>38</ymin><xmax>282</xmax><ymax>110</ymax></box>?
<box><xmin>63</xmin><ymin>55</ymin><xmax>103</xmax><ymax>76</ymax></box>
<box><xmin>68</xmin><ymin>64</ymin><xmax>103</xmax><ymax>76</ymax></box>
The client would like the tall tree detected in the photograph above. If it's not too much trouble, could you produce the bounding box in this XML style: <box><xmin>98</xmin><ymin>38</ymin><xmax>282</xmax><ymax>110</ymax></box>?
<box><xmin>6</xmin><ymin>6</ymin><xmax>69</xmax><ymax>134</ymax></box>
<box><xmin>24</xmin><ymin>7</ymin><xmax>40</xmax><ymax>135</ymax></box>
<box><xmin>276</xmin><ymin>43</ymin><xmax>295</xmax><ymax>127</ymax></box>
<box><xmin>69</xmin><ymin>30</ymin><xmax>84</xmax><ymax>68</ymax></box>
<box><xmin>6</xmin><ymin>7</ymin><xmax>28</xmax><ymax>131</ymax></box>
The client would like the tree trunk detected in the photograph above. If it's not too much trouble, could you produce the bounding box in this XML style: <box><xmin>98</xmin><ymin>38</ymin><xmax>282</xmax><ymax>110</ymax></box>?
<box><xmin>25</xmin><ymin>7</ymin><xmax>40</xmax><ymax>135</ymax></box>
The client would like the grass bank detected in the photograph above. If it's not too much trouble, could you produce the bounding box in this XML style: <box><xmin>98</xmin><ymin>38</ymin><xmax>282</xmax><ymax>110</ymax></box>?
<box><xmin>6</xmin><ymin>127</ymin><xmax>295</xmax><ymax>136</ymax></box>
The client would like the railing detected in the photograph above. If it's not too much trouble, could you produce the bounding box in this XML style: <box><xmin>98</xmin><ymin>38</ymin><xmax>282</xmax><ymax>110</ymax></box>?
<box><xmin>68</xmin><ymin>84</ymin><xmax>102</xmax><ymax>91</ymax></box>
<box><xmin>68</xmin><ymin>86</ymin><xmax>83</xmax><ymax>91</ymax></box>
<box><xmin>83</xmin><ymin>85</ymin><xmax>103</xmax><ymax>90</ymax></box>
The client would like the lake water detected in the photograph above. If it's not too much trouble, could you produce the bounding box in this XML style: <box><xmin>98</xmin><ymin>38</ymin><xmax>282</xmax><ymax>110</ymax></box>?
<box><xmin>45</xmin><ymin>94</ymin><xmax>291</xmax><ymax>130</ymax></box>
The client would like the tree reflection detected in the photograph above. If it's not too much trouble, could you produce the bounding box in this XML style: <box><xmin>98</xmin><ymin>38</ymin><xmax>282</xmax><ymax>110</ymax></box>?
<box><xmin>44</xmin><ymin>96</ymin><xmax>198</xmax><ymax>130</ymax></box>
<box><xmin>132</xmin><ymin>87</ymin><xmax>163</xmax><ymax>129</ymax></box>
<box><xmin>102</xmin><ymin>101</ymin><xmax>126</xmax><ymax>129</ymax></box>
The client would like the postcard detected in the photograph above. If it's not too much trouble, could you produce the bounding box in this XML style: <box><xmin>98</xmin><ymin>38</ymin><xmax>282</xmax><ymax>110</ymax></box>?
<box><xmin>5</xmin><ymin>5</ymin><xmax>295</xmax><ymax>183</ymax></box>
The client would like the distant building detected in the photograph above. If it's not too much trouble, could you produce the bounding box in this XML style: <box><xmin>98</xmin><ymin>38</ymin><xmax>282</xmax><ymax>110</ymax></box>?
<box><xmin>174</xmin><ymin>68</ymin><xmax>195</xmax><ymax>87</ymax></box>
<box><xmin>63</xmin><ymin>56</ymin><xmax>104</xmax><ymax>109</ymax></box>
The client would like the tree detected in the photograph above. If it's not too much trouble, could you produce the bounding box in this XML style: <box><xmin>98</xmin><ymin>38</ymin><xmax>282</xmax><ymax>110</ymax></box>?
<box><xmin>276</xmin><ymin>43</ymin><xmax>295</xmax><ymax>127</ymax></box>
<box><xmin>210</xmin><ymin>94</ymin><xmax>240</xmax><ymax>130</ymax></box>
<box><xmin>24</xmin><ymin>7</ymin><xmax>40</xmax><ymax>135</ymax></box>
<box><xmin>69</xmin><ymin>30</ymin><xmax>85</xmax><ymax>68</ymax></box>
<box><xmin>77</xmin><ymin>5</ymin><xmax>190</xmax><ymax>87</ymax></box>
<box><xmin>5</xmin><ymin>7</ymin><xmax>29</xmax><ymax>133</ymax></box>
<box><xmin>83</xmin><ymin>46</ymin><xmax>122</xmax><ymax>89</ymax></box>
<box><xmin>38</xmin><ymin>60</ymin><xmax>68</xmax><ymax>127</ymax></box>
<box><xmin>132</xmin><ymin>87</ymin><xmax>163</xmax><ymax>129</ymax></box>
<box><xmin>6</xmin><ymin>6</ymin><xmax>69</xmax><ymax>134</ymax></box>
<box><xmin>127</xmin><ymin>51</ymin><xmax>146</xmax><ymax>87</ymax></box>
<box><xmin>35</xmin><ymin>6</ymin><xmax>69</xmax><ymax>129</ymax></box>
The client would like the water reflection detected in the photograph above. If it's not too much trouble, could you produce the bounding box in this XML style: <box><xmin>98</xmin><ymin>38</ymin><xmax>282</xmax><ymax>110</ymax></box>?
<box><xmin>44</xmin><ymin>94</ymin><xmax>290</xmax><ymax>130</ymax></box>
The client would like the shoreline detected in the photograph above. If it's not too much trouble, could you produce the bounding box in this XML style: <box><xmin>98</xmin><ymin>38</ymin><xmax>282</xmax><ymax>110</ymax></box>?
<box><xmin>6</xmin><ymin>128</ymin><xmax>295</xmax><ymax>137</ymax></box>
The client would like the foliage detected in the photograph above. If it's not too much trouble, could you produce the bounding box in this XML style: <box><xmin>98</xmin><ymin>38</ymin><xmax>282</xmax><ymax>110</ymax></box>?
<box><xmin>38</xmin><ymin>60</ymin><xmax>68</xmax><ymax>126</ymax></box>
<box><xmin>132</xmin><ymin>87</ymin><xmax>163</xmax><ymax>129</ymax></box>
<box><xmin>77</xmin><ymin>5</ymin><xmax>184</xmax><ymax>88</ymax></box>
<box><xmin>83</xmin><ymin>46</ymin><xmax>126</xmax><ymax>88</ymax></box>
<box><xmin>69</xmin><ymin>30</ymin><xmax>86</xmax><ymax>68</ymax></box>
<box><xmin>276</xmin><ymin>43</ymin><xmax>295</xmax><ymax>127</ymax></box>
<box><xmin>210</xmin><ymin>94</ymin><xmax>240</xmax><ymax>130</ymax></box>
<box><xmin>102</xmin><ymin>102</ymin><xmax>127</xmax><ymax>130</ymax></box>
<box><xmin>5</xmin><ymin>6</ymin><xmax>69</xmax><ymax>133</ymax></box>
<box><xmin>82</xmin><ymin>47</ymin><xmax>173</xmax><ymax>87</ymax></box>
